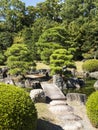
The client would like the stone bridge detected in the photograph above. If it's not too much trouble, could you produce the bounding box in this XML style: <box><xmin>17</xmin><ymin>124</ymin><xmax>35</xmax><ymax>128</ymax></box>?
<box><xmin>41</xmin><ymin>82</ymin><xmax>66</xmax><ymax>100</ymax></box>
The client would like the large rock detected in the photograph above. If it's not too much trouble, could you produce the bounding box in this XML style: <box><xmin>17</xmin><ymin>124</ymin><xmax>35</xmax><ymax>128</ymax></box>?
<box><xmin>89</xmin><ymin>71</ymin><xmax>98</xmax><ymax>79</ymax></box>
<box><xmin>53</xmin><ymin>74</ymin><xmax>63</xmax><ymax>90</ymax></box>
<box><xmin>49</xmin><ymin>100</ymin><xmax>73</xmax><ymax>115</ymax></box>
<box><xmin>30</xmin><ymin>89</ymin><xmax>46</xmax><ymax>103</ymax></box>
<box><xmin>25</xmin><ymin>79</ymin><xmax>32</xmax><ymax>88</ymax></box>
<box><xmin>49</xmin><ymin>100</ymin><xmax>83</xmax><ymax>130</ymax></box>
<box><xmin>94</xmin><ymin>80</ymin><xmax>98</xmax><ymax>90</ymax></box>
<box><xmin>2</xmin><ymin>78</ymin><xmax>15</xmax><ymax>85</ymax></box>
<box><xmin>66</xmin><ymin>93</ymin><xmax>86</xmax><ymax>104</ymax></box>
<box><xmin>63</xmin><ymin>78</ymin><xmax>85</xmax><ymax>90</ymax></box>
<box><xmin>32</xmin><ymin>81</ymin><xmax>42</xmax><ymax>89</ymax></box>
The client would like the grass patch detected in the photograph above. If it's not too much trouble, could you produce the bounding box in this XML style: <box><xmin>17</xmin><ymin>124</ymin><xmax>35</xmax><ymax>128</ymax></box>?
<box><xmin>75</xmin><ymin>61</ymin><xmax>83</xmax><ymax>72</ymax></box>
<box><xmin>35</xmin><ymin>103</ymin><xmax>56</xmax><ymax>122</ymax></box>
<box><xmin>36</xmin><ymin>62</ymin><xmax>50</xmax><ymax>70</ymax></box>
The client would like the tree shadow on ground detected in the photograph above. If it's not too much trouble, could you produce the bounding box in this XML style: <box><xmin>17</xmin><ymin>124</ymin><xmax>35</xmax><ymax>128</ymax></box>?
<box><xmin>37</xmin><ymin>119</ymin><xmax>63</xmax><ymax>130</ymax></box>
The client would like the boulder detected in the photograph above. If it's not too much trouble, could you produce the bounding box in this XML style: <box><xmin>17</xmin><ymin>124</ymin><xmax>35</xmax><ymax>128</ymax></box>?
<box><xmin>49</xmin><ymin>102</ymin><xmax>74</xmax><ymax>115</ymax></box>
<box><xmin>32</xmin><ymin>81</ymin><xmax>42</xmax><ymax>89</ymax></box>
<box><xmin>15</xmin><ymin>81</ymin><xmax>25</xmax><ymax>88</ymax></box>
<box><xmin>94</xmin><ymin>80</ymin><xmax>98</xmax><ymax>90</ymax></box>
<box><xmin>2</xmin><ymin>78</ymin><xmax>15</xmax><ymax>85</ymax></box>
<box><xmin>53</xmin><ymin>74</ymin><xmax>63</xmax><ymax>89</ymax></box>
<box><xmin>63</xmin><ymin>78</ymin><xmax>85</xmax><ymax>90</ymax></box>
<box><xmin>49</xmin><ymin>100</ymin><xmax>83</xmax><ymax>130</ymax></box>
<box><xmin>30</xmin><ymin>89</ymin><xmax>46</xmax><ymax>103</ymax></box>
<box><xmin>89</xmin><ymin>71</ymin><xmax>98</xmax><ymax>79</ymax></box>
<box><xmin>66</xmin><ymin>93</ymin><xmax>86</xmax><ymax>104</ymax></box>
<box><xmin>24</xmin><ymin>79</ymin><xmax>32</xmax><ymax>88</ymax></box>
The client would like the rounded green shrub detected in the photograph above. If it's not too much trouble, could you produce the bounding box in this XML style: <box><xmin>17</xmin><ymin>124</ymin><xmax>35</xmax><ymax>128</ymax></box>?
<box><xmin>0</xmin><ymin>83</ymin><xmax>37</xmax><ymax>130</ymax></box>
<box><xmin>82</xmin><ymin>59</ymin><xmax>98</xmax><ymax>72</ymax></box>
<box><xmin>86</xmin><ymin>91</ymin><xmax>98</xmax><ymax>128</ymax></box>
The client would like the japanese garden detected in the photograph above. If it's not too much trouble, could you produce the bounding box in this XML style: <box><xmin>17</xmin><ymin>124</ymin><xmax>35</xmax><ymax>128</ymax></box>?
<box><xmin>0</xmin><ymin>0</ymin><xmax>98</xmax><ymax>130</ymax></box>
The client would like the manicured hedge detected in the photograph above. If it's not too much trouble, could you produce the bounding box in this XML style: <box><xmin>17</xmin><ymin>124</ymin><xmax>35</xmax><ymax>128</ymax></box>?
<box><xmin>0</xmin><ymin>83</ymin><xmax>37</xmax><ymax>130</ymax></box>
<box><xmin>82</xmin><ymin>59</ymin><xmax>98</xmax><ymax>72</ymax></box>
<box><xmin>86</xmin><ymin>91</ymin><xmax>98</xmax><ymax>128</ymax></box>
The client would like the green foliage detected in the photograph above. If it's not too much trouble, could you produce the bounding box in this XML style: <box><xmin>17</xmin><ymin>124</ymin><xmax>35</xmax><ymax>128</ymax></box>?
<box><xmin>0</xmin><ymin>0</ymin><xmax>25</xmax><ymax>32</ymax></box>
<box><xmin>5</xmin><ymin>44</ymin><xmax>35</xmax><ymax>75</ymax></box>
<box><xmin>38</xmin><ymin>26</ymin><xmax>68</xmax><ymax>44</ymax></box>
<box><xmin>36</xmin><ymin>26</ymin><xmax>73</xmax><ymax>63</ymax></box>
<box><xmin>86</xmin><ymin>91</ymin><xmax>98</xmax><ymax>128</ymax></box>
<box><xmin>0</xmin><ymin>83</ymin><xmax>37</xmax><ymax>130</ymax></box>
<box><xmin>32</xmin><ymin>16</ymin><xmax>59</xmax><ymax>37</ymax></box>
<box><xmin>0</xmin><ymin>31</ymin><xmax>13</xmax><ymax>50</ymax></box>
<box><xmin>82</xmin><ymin>59</ymin><xmax>98</xmax><ymax>72</ymax></box>
<box><xmin>50</xmin><ymin>49</ymin><xmax>75</xmax><ymax>74</ymax></box>
<box><xmin>50</xmin><ymin>66</ymin><xmax>62</xmax><ymax>74</ymax></box>
<box><xmin>0</xmin><ymin>53</ymin><xmax>5</xmax><ymax>65</ymax></box>
<box><xmin>41</xmin><ymin>48</ymin><xmax>53</xmax><ymax>64</ymax></box>
<box><xmin>22</xmin><ymin>27</ymin><xmax>37</xmax><ymax>60</ymax></box>
<box><xmin>36</xmin><ymin>0</ymin><xmax>62</xmax><ymax>22</ymax></box>
<box><xmin>1</xmin><ymin>0</ymin><xmax>98</xmax><ymax>64</ymax></box>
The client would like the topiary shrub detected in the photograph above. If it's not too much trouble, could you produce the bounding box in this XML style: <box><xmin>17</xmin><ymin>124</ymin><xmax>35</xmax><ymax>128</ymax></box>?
<box><xmin>50</xmin><ymin>49</ymin><xmax>75</xmax><ymax>75</ymax></box>
<box><xmin>50</xmin><ymin>66</ymin><xmax>62</xmax><ymax>75</ymax></box>
<box><xmin>86</xmin><ymin>91</ymin><xmax>98</xmax><ymax>128</ymax></box>
<box><xmin>82</xmin><ymin>59</ymin><xmax>98</xmax><ymax>72</ymax></box>
<box><xmin>0</xmin><ymin>83</ymin><xmax>37</xmax><ymax>130</ymax></box>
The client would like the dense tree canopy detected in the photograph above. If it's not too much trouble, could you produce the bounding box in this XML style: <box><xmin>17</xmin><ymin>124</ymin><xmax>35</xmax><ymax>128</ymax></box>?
<box><xmin>36</xmin><ymin>26</ymin><xmax>73</xmax><ymax>63</ymax></box>
<box><xmin>0</xmin><ymin>0</ymin><xmax>98</xmax><ymax>70</ymax></box>
<box><xmin>0</xmin><ymin>0</ymin><xmax>26</xmax><ymax>32</ymax></box>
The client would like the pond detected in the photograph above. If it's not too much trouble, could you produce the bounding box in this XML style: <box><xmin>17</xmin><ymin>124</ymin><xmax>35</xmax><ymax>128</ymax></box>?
<box><xmin>63</xmin><ymin>78</ymin><xmax>96</xmax><ymax>97</ymax></box>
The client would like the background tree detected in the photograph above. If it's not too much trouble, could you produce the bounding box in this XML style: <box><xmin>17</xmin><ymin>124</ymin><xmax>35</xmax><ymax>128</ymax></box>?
<box><xmin>0</xmin><ymin>53</ymin><xmax>5</xmax><ymax>65</ymax></box>
<box><xmin>36</xmin><ymin>0</ymin><xmax>62</xmax><ymax>22</ymax></box>
<box><xmin>24</xmin><ymin>6</ymin><xmax>37</xmax><ymax>27</ymax></box>
<box><xmin>36</xmin><ymin>26</ymin><xmax>72</xmax><ymax>63</ymax></box>
<box><xmin>0</xmin><ymin>0</ymin><xmax>26</xmax><ymax>32</ymax></box>
<box><xmin>0</xmin><ymin>0</ymin><xmax>98</xmax><ymax>67</ymax></box>
<box><xmin>22</xmin><ymin>27</ymin><xmax>37</xmax><ymax>60</ymax></box>
<box><xmin>0</xmin><ymin>31</ymin><xmax>13</xmax><ymax>64</ymax></box>
<box><xmin>32</xmin><ymin>17</ymin><xmax>59</xmax><ymax>44</ymax></box>
<box><xmin>5</xmin><ymin>44</ymin><xmax>35</xmax><ymax>75</ymax></box>
<box><xmin>61</xmin><ymin>0</ymin><xmax>98</xmax><ymax>60</ymax></box>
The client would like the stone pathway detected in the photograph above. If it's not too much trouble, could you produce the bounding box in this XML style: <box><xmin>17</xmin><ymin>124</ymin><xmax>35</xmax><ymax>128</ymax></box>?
<box><xmin>36</xmin><ymin>102</ymin><xmax>98</xmax><ymax>130</ymax></box>
<box><xmin>37</xmin><ymin>82</ymin><xmax>98</xmax><ymax>130</ymax></box>
<box><xmin>41</xmin><ymin>82</ymin><xmax>65</xmax><ymax>100</ymax></box>
<box><xmin>68</xmin><ymin>101</ymin><xmax>98</xmax><ymax>130</ymax></box>
<box><xmin>49</xmin><ymin>100</ymin><xmax>83</xmax><ymax>130</ymax></box>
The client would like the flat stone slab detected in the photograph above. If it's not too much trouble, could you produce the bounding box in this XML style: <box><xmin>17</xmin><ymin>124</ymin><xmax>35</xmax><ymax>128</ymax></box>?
<box><xmin>49</xmin><ymin>100</ymin><xmax>83</xmax><ymax>130</ymax></box>
<box><xmin>41</xmin><ymin>83</ymin><xmax>66</xmax><ymax>100</ymax></box>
